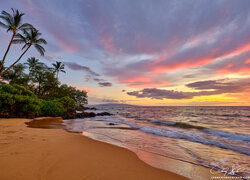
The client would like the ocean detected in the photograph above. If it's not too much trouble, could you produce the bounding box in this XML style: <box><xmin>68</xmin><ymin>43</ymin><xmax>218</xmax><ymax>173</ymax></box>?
<box><xmin>63</xmin><ymin>105</ymin><xmax>250</xmax><ymax>179</ymax></box>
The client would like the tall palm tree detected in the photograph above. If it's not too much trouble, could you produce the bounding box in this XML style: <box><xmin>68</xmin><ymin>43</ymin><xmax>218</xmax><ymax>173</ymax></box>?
<box><xmin>52</xmin><ymin>61</ymin><xmax>66</xmax><ymax>78</ymax></box>
<box><xmin>0</xmin><ymin>28</ymin><xmax>47</xmax><ymax>77</ymax></box>
<box><xmin>0</xmin><ymin>8</ymin><xmax>32</xmax><ymax>71</ymax></box>
<box><xmin>0</xmin><ymin>60</ymin><xmax>4</xmax><ymax>74</ymax></box>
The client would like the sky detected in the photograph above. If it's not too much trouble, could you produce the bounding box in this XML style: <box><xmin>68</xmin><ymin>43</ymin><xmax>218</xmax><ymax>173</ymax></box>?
<box><xmin>0</xmin><ymin>0</ymin><xmax>250</xmax><ymax>106</ymax></box>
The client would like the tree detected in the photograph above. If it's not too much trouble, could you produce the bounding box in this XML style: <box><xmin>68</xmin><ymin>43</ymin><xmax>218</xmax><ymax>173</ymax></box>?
<box><xmin>0</xmin><ymin>8</ymin><xmax>32</xmax><ymax>71</ymax></box>
<box><xmin>2</xmin><ymin>63</ymin><xmax>29</xmax><ymax>87</ymax></box>
<box><xmin>0</xmin><ymin>27</ymin><xmax>47</xmax><ymax>77</ymax></box>
<box><xmin>24</xmin><ymin>57</ymin><xmax>42</xmax><ymax>75</ymax></box>
<box><xmin>52</xmin><ymin>61</ymin><xmax>66</xmax><ymax>78</ymax></box>
<box><xmin>39</xmin><ymin>71</ymin><xmax>60</xmax><ymax>98</ymax></box>
<box><xmin>25</xmin><ymin>62</ymin><xmax>59</xmax><ymax>97</ymax></box>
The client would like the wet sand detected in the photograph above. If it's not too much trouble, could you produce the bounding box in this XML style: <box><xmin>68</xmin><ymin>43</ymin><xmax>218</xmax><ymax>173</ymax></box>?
<box><xmin>0</xmin><ymin>118</ymin><xmax>188</xmax><ymax>180</ymax></box>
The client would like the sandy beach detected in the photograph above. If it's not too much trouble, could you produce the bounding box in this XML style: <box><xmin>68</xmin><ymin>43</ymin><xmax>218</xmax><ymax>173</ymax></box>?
<box><xmin>0</xmin><ymin>118</ymin><xmax>188</xmax><ymax>180</ymax></box>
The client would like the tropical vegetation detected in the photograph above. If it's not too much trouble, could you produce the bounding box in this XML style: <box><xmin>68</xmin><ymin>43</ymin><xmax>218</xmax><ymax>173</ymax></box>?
<box><xmin>0</xmin><ymin>8</ymin><xmax>88</xmax><ymax>118</ymax></box>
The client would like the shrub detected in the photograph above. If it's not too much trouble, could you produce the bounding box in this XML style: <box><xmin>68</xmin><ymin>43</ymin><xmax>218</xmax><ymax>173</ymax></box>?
<box><xmin>54</xmin><ymin>96</ymin><xmax>76</xmax><ymax>110</ymax></box>
<box><xmin>38</xmin><ymin>100</ymin><xmax>66</xmax><ymax>117</ymax></box>
<box><xmin>0</xmin><ymin>84</ymin><xmax>41</xmax><ymax>117</ymax></box>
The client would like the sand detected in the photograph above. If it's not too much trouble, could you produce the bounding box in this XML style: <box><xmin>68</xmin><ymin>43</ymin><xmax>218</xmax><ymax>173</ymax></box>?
<box><xmin>0</xmin><ymin>118</ymin><xmax>188</xmax><ymax>180</ymax></box>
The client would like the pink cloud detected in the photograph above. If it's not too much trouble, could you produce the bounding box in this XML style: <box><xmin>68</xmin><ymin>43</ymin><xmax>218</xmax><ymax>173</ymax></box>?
<box><xmin>99</xmin><ymin>27</ymin><xmax>115</xmax><ymax>51</ymax></box>
<box><xmin>216</xmin><ymin>64</ymin><xmax>234</xmax><ymax>74</ymax></box>
<box><xmin>151</xmin><ymin>42</ymin><xmax>250</xmax><ymax>74</ymax></box>
<box><xmin>245</xmin><ymin>59</ymin><xmax>250</xmax><ymax>64</ymax></box>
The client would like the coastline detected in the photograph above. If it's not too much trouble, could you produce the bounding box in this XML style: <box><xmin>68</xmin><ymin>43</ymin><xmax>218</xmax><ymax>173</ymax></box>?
<box><xmin>0</xmin><ymin>118</ymin><xmax>188</xmax><ymax>180</ymax></box>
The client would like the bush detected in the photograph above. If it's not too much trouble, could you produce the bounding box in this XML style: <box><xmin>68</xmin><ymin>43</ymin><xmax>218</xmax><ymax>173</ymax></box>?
<box><xmin>38</xmin><ymin>100</ymin><xmax>66</xmax><ymax>117</ymax></box>
<box><xmin>0</xmin><ymin>84</ymin><xmax>41</xmax><ymax>117</ymax></box>
<box><xmin>54</xmin><ymin>96</ymin><xmax>76</xmax><ymax>110</ymax></box>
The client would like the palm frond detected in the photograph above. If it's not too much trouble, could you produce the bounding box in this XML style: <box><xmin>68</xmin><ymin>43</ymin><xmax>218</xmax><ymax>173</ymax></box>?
<box><xmin>21</xmin><ymin>44</ymin><xmax>28</xmax><ymax>50</ymax></box>
<box><xmin>15</xmin><ymin>33</ymin><xmax>26</xmax><ymax>40</ymax></box>
<box><xmin>36</xmin><ymin>38</ymin><xmax>47</xmax><ymax>44</ymax></box>
<box><xmin>34</xmin><ymin>44</ymin><xmax>45</xmax><ymax>56</ymax></box>
<box><xmin>18</xmin><ymin>23</ymin><xmax>33</xmax><ymax>30</ymax></box>
<box><xmin>12</xmin><ymin>39</ymin><xmax>26</xmax><ymax>44</ymax></box>
<box><xmin>0</xmin><ymin>15</ymin><xmax>13</xmax><ymax>27</ymax></box>
<box><xmin>13</xmin><ymin>33</ymin><xmax>26</xmax><ymax>44</ymax></box>
<box><xmin>0</xmin><ymin>21</ymin><xmax>8</xmax><ymax>29</ymax></box>
<box><xmin>1</xmin><ymin>10</ymin><xmax>12</xmax><ymax>23</ymax></box>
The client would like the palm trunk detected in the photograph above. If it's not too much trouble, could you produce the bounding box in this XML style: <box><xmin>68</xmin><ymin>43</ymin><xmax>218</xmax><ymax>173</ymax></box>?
<box><xmin>0</xmin><ymin>44</ymin><xmax>31</xmax><ymax>77</ymax></box>
<box><xmin>57</xmin><ymin>70</ymin><xmax>59</xmax><ymax>78</ymax></box>
<box><xmin>0</xmin><ymin>31</ymin><xmax>16</xmax><ymax>71</ymax></box>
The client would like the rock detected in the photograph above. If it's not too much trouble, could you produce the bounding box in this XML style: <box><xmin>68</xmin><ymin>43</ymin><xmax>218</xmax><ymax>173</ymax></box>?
<box><xmin>96</xmin><ymin>112</ymin><xmax>113</xmax><ymax>116</ymax></box>
<box><xmin>26</xmin><ymin>117</ymin><xmax>63</xmax><ymax>128</ymax></box>
<box><xmin>108</xmin><ymin>123</ymin><xmax>115</xmax><ymax>125</ymax></box>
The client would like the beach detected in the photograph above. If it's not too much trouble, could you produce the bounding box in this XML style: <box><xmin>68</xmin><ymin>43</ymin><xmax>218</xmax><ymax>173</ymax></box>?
<box><xmin>0</xmin><ymin>118</ymin><xmax>188</xmax><ymax>180</ymax></box>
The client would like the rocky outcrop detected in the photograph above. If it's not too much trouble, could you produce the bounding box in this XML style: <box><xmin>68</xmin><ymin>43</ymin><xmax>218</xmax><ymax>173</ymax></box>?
<box><xmin>62</xmin><ymin>110</ymin><xmax>113</xmax><ymax>120</ymax></box>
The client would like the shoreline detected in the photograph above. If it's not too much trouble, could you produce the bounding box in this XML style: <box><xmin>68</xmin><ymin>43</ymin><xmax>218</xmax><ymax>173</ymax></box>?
<box><xmin>0</xmin><ymin>118</ymin><xmax>188</xmax><ymax>180</ymax></box>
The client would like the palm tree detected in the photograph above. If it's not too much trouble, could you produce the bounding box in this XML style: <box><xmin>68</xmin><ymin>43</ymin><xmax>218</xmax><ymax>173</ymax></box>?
<box><xmin>25</xmin><ymin>57</ymin><xmax>42</xmax><ymax>73</ymax></box>
<box><xmin>0</xmin><ymin>60</ymin><xmax>5</xmax><ymax>74</ymax></box>
<box><xmin>52</xmin><ymin>61</ymin><xmax>66</xmax><ymax>78</ymax></box>
<box><xmin>0</xmin><ymin>8</ymin><xmax>32</xmax><ymax>71</ymax></box>
<box><xmin>0</xmin><ymin>28</ymin><xmax>47</xmax><ymax>77</ymax></box>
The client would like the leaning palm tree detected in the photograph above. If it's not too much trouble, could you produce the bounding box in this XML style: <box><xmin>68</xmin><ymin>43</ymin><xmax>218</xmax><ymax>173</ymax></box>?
<box><xmin>52</xmin><ymin>61</ymin><xmax>66</xmax><ymax>78</ymax></box>
<box><xmin>0</xmin><ymin>8</ymin><xmax>32</xmax><ymax>71</ymax></box>
<box><xmin>0</xmin><ymin>28</ymin><xmax>47</xmax><ymax>77</ymax></box>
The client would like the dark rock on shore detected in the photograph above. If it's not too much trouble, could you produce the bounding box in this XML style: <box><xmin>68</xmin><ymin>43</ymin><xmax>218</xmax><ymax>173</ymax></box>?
<box><xmin>96</xmin><ymin>112</ymin><xmax>113</xmax><ymax>116</ymax></box>
<box><xmin>1</xmin><ymin>109</ymin><xmax>112</xmax><ymax>120</ymax></box>
<box><xmin>62</xmin><ymin>110</ymin><xmax>113</xmax><ymax>120</ymax></box>
<box><xmin>76</xmin><ymin>107</ymin><xmax>97</xmax><ymax>111</ymax></box>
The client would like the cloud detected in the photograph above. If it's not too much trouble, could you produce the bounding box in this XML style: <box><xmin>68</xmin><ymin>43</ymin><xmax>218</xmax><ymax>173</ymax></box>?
<box><xmin>2</xmin><ymin>0</ymin><xmax>250</xmax><ymax>97</ymax></box>
<box><xmin>127</xmin><ymin>88</ymin><xmax>194</xmax><ymax>99</ymax></box>
<box><xmin>98</xmin><ymin>82</ymin><xmax>112</xmax><ymax>87</ymax></box>
<box><xmin>127</xmin><ymin>78</ymin><xmax>250</xmax><ymax>99</ymax></box>
<box><xmin>43</xmin><ymin>55</ymin><xmax>55</xmax><ymax>62</ymax></box>
<box><xmin>93</xmin><ymin>78</ymin><xmax>106</xmax><ymax>82</ymax></box>
<box><xmin>206</xmin><ymin>50</ymin><xmax>250</xmax><ymax>75</ymax></box>
<box><xmin>64</xmin><ymin>62</ymin><xmax>100</xmax><ymax>76</ymax></box>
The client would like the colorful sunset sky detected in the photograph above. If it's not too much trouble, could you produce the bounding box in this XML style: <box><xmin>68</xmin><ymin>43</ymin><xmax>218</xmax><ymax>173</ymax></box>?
<box><xmin>1</xmin><ymin>0</ymin><xmax>250</xmax><ymax>105</ymax></box>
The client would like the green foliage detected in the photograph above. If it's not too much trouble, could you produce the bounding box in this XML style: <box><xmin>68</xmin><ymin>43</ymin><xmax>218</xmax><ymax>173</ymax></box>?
<box><xmin>43</xmin><ymin>84</ymin><xmax>87</xmax><ymax>105</ymax></box>
<box><xmin>54</xmin><ymin>96</ymin><xmax>76</xmax><ymax>110</ymax></box>
<box><xmin>38</xmin><ymin>100</ymin><xmax>66</xmax><ymax>117</ymax></box>
<box><xmin>0</xmin><ymin>84</ymin><xmax>41</xmax><ymax>117</ymax></box>
<box><xmin>2</xmin><ymin>63</ymin><xmax>30</xmax><ymax>87</ymax></box>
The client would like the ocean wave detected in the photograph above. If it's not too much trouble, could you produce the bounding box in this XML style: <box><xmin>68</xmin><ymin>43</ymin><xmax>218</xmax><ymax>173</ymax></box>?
<box><xmin>99</xmin><ymin>118</ymin><xmax>250</xmax><ymax>155</ymax></box>
<box><xmin>150</xmin><ymin>120</ymin><xmax>250</xmax><ymax>142</ymax></box>
<box><xmin>139</xmin><ymin>126</ymin><xmax>250</xmax><ymax>155</ymax></box>
<box><xmin>203</xmin><ymin>129</ymin><xmax>250</xmax><ymax>142</ymax></box>
<box><xmin>150</xmin><ymin>120</ymin><xmax>205</xmax><ymax>129</ymax></box>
